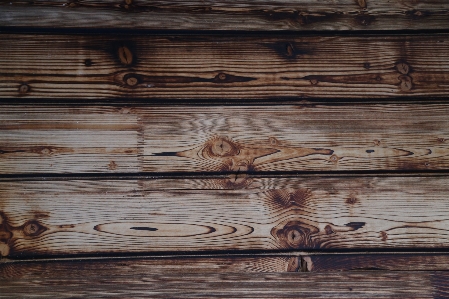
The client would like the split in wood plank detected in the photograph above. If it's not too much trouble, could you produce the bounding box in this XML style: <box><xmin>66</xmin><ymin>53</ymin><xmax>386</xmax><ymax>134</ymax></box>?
<box><xmin>1</xmin><ymin>34</ymin><xmax>449</xmax><ymax>99</ymax></box>
<box><xmin>1</xmin><ymin>104</ymin><xmax>449</xmax><ymax>174</ymax></box>
<box><xmin>2</xmin><ymin>176</ymin><xmax>449</xmax><ymax>257</ymax></box>
<box><xmin>1</xmin><ymin>0</ymin><xmax>448</xmax><ymax>31</ymax></box>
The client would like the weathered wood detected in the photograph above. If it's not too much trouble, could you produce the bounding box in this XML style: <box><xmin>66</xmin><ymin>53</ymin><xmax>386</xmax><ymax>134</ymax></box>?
<box><xmin>1</xmin><ymin>104</ymin><xmax>448</xmax><ymax>174</ymax></box>
<box><xmin>0</xmin><ymin>255</ymin><xmax>302</xmax><ymax>279</ymax></box>
<box><xmin>302</xmin><ymin>253</ymin><xmax>449</xmax><ymax>272</ymax></box>
<box><xmin>1</xmin><ymin>0</ymin><xmax>449</xmax><ymax>31</ymax></box>
<box><xmin>0</xmin><ymin>269</ymin><xmax>446</xmax><ymax>298</ymax></box>
<box><xmin>1</xmin><ymin>34</ymin><xmax>449</xmax><ymax>99</ymax></box>
<box><xmin>1</xmin><ymin>176</ymin><xmax>449</xmax><ymax>257</ymax></box>
<box><xmin>2</xmin><ymin>253</ymin><xmax>449</xmax><ymax>279</ymax></box>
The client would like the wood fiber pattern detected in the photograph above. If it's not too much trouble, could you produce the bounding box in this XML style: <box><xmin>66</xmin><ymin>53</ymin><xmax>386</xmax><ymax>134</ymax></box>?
<box><xmin>1</xmin><ymin>104</ymin><xmax>449</xmax><ymax>174</ymax></box>
<box><xmin>1</xmin><ymin>34</ymin><xmax>449</xmax><ymax>99</ymax></box>
<box><xmin>1</xmin><ymin>177</ymin><xmax>449</xmax><ymax>257</ymax></box>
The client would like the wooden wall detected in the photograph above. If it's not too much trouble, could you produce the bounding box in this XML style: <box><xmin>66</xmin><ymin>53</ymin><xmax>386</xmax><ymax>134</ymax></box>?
<box><xmin>1</xmin><ymin>1</ymin><xmax>449</xmax><ymax>297</ymax></box>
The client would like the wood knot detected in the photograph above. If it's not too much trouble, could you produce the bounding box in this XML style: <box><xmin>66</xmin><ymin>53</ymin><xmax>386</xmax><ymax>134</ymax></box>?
<box><xmin>268</xmin><ymin>137</ymin><xmax>278</xmax><ymax>145</ymax></box>
<box><xmin>363</xmin><ymin>62</ymin><xmax>370</xmax><ymax>69</ymax></box>
<box><xmin>108</xmin><ymin>161</ymin><xmax>117</xmax><ymax>170</ymax></box>
<box><xmin>218</xmin><ymin>73</ymin><xmax>227</xmax><ymax>81</ymax></box>
<box><xmin>19</xmin><ymin>84</ymin><xmax>30</xmax><ymax>94</ymax></box>
<box><xmin>125</xmin><ymin>74</ymin><xmax>139</xmax><ymax>86</ymax></box>
<box><xmin>23</xmin><ymin>220</ymin><xmax>47</xmax><ymax>237</ymax></box>
<box><xmin>118</xmin><ymin>46</ymin><xmax>133</xmax><ymax>65</ymax></box>
<box><xmin>272</xmin><ymin>221</ymin><xmax>320</xmax><ymax>249</ymax></box>
<box><xmin>204</xmin><ymin>136</ymin><xmax>240</xmax><ymax>158</ymax></box>
<box><xmin>380</xmin><ymin>231</ymin><xmax>388</xmax><ymax>241</ymax></box>
<box><xmin>346</xmin><ymin>196</ymin><xmax>358</xmax><ymax>205</ymax></box>
<box><xmin>84</xmin><ymin>59</ymin><xmax>92</xmax><ymax>67</ymax></box>
<box><xmin>396</xmin><ymin>62</ymin><xmax>410</xmax><ymax>75</ymax></box>
<box><xmin>329</xmin><ymin>154</ymin><xmax>339</xmax><ymax>163</ymax></box>
<box><xmin>437</xmin><ymin>137</ymin><xmax>446</xmax><ymax>143</ymax></box>
<box><xmin>373</xmin><ymin>139</ymin><xmax>381</xmax><ymax>146</ymax></box>
<box><xmin>398</xmin><ymin>75</ymin><xmax>413</xmax><ymax>91</ymax></box>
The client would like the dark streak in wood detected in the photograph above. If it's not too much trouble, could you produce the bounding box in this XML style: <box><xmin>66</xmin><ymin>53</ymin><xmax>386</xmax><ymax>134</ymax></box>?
<box><xmin>130</xmin><ymin>227</ymin><xmax>158</xmax><ymax>231</ymax></box>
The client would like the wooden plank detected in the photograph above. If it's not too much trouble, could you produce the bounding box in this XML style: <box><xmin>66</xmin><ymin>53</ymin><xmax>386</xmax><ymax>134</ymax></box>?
<box><xmin>1</xmin><ymin>0</ymin><xmax>448</xmax><ymax>31</ymax></box>
<box><xmin>1</xmin><ymin>176</ymin><xmax>449</xmax><ymax>257</ymax></box>
<box><xmin>301</xmin><ymin>253</ymin><xmax>449</xmax><ymax>272</ymax></box>
<box><xmin>0</xmin><ymin>255</ymin><xmax>302</xmax><ymax>279</ymax></box>
<box><xmin>1</xmin><ymin>34</ymin><xmax>449</xmax><ymax>99</ymax></box>
<box><xmin>1</xmin><ymin>104</ymin><xmax>449</xmax><ymax>174</ymax></box>
<box><xmin>2</xmin><ymin>253</ymin><xmax>449</xmax><ymax>279</ymax></box>
<box><xmin>0</xmin><ymin>269</ymin><xmax>445</xmax><ymax>298</ymax></box>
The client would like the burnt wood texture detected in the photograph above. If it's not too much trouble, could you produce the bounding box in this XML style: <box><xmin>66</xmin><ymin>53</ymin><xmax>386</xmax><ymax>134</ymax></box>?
<box><xmin>1</xmin><ymin>176</ymin><xmax>449</xmax><ymax>256</ymax></box>
<box><xmin>1</xmin><ymin>104</ymin><xmax>448</xmax><ymax>174</ymax></box>
<box><xmin>2</xmin><ymin>0</ymin><xmax>449</xmax><ymax>298</ymax></box>
<box><xmin>1</xmin><ymin>0</ymin><xmax>449</xmax><ymax>31</ymax></box>
<box><xmin>1</xmin><ymin>34</ymin><xmax>449</xmax><ymax>99</ymax></box>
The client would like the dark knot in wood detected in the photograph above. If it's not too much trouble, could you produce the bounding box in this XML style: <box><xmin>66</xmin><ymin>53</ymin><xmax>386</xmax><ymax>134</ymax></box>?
<box><xmin>272</xmin><ymin>220</ymin><xmax>320</xmax><ymax>249</ymax></box>
<box><xmin>203</xmin><ymin>136</ymin><xmax>241</xmax><ymax>158</ymax></box>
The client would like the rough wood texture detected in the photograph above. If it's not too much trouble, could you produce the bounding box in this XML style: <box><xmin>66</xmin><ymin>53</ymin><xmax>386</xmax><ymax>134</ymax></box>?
<box><xmin>0</xmin><ymin>270</ymin><xmax>446</xmax><ymax>298</ymax></box>
<box><xmin>1</xmin><ymin>0</ymin><xmax>449</xmax><ymax>31</ymax></box>
<box><xmin>1</xmin><ymin>104</ymin><xmax>448</xmax><ymax>174</ymax></box>
<box><xmin>1</xmin><ymin>176</ymin><xmax>449</xmax><ymax>257</ymax></box>
<box><xmin>0</xmin><ymin>256</ymin><xmax>302</xmax><ymax>279</ymax></box>
<box><xmin>302</xmin><ymin>253</ymin><xmax>449</xmax><ymax>272</ymax></box>
<box><xmin>1</xmin><ymin>34</ymin><xmax>449</xmax><ymax>99</ymax></box>
<box><xmin>2</xmin><ymin>253</ymin><xmax>449</xmax><ymax>279</ymax></box>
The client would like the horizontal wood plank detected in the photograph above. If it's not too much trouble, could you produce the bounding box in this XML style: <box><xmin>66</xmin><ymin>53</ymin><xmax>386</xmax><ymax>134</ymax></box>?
<box><xmin>2</xmin><ymin>253</ymin><xmax>449</xmax><ymax>279</ymax></box>
<box><xmin>1</xmin><ymin>104</ymin><xmax>449</xmax><ymax>174</ymax></box>
<box><xmin>1</xmin><ymin>176</ymin><xmax>449</xmax><ymax>257</ymax></box>
<box><xmin>1</xmin><ymin>0</ymin><xmax>448</xmax><ymax>31</ymax></box>
<box><xmin>0</xmin><ymin>269</ymin><xmax>445</xmax><ymax>298</ymax></box>
<box><xmin>1</xmin><ymin>34</ymin><xmax>449</xmax><ymax>99</ymax></box>
<box><xmin>0</xmin><ymin>255</ymin><xmax>302</xmax><ymax>279</ymax></box>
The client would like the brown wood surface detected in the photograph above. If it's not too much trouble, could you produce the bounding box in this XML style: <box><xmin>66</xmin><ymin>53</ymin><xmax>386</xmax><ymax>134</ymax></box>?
<box><xmin>2</xmin><ymin>253</ymin><xmax>449</xmax><ymax>279</ymax></box>
<box><xmin>1</xmin><ymin>176</ymin><xmax>449</xmax><ymax>257</ymax></box>
<box><xmin>1</xmin><ymin>104</ymin><xmax>449</xmax><ymax>174</ymax></box>
<box><xmin>0</xmin><ymin>255</ymin><xmax>302</xmax><ymax>279</ymax></box>
<box><xmin>1</xmin><ymin>0</ymin><xmax>448</xmax><ymax>31</ymax></box>
<box><xmin>302</xmin><ymin>253</ymin><xmax>449</xmax><ymax>272</ymax></box>
<box><xmin>0</xmin><ymin>269</ymin><xmax>446</xmax><ymax>298</ymax></box>
<box><xmin>1</xmin><ymin>34</ymin><xmax>449</xmax><ymax>99</ymax></box>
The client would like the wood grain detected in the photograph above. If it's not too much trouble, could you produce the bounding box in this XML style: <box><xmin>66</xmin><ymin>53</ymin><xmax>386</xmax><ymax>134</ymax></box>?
<box><xmin>1</xmin><ymin>34</ymin><xmax>449</xmax><ymax>99</ymax></box>
<box><xmin>2</xmin><ymin>253</ymin><xmax>449</xmax><ymax>279</ymax></box>
<box><xmin>1</xmin><ymin>0</ymin><xmax>448</xmax><ymax>31</ymax></box>
<box><xmin>0</xmin><ymin>255</ymin><xmax>302</xmax><ymax>279</ymax></box>
<box><xmin>1</xmin><ymin>176</ymin><xmax>449</xmax><ymax>257</ymax></box>
<box><xmin>1</xmin><ymin>104</ymin><xmax>449</xmax><ymax>174</ymax></box>
<box><xmin>0</xmin><ymin>269</ymin><xmax>446</xmax><ymax>298</ymax></box>
<box><xmin>302</xmin><ymin>253</ymin><xmax>449</xmax><ymax>272</ymax></box>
